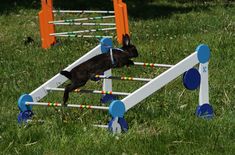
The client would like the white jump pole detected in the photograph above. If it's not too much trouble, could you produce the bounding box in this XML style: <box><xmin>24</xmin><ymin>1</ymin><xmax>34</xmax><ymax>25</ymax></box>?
<box><xmin>122</xmin><ymin>52</ymin><xmax>199</xmax><ymax>111</ymax></box>
<box><xmin>51</xmin><ymin>22</ymin><xmax>116</xmax><ymax>26</ymax></box>
<box><xmin>93</xmin><ymin>124</ymin><xmax>109</xmax><ymax>128</ymax></box>
<box><xmin>26</xmin><ymin>102</ymin><xmax>109</xmax><ymax>110</ymax></box>
<box><xmin>46</xmin><ymin>87</ymin><xmax>131</xmax><ymax>96</ymax></box>
<box><xmin>29</xmin><ymin>45</ymin><xmax>102</xmax><ymax>101</ymax></box>
<box><xmin>50</xmin><ymin>27</ymin><xmax>116</xmax><ymax>36</ymax></box>
<box><xmin>49</xmin><ymin>15</ymin><xmax>115</xmax><ymax>24</ymax></box>
<box><xmin>134</xmin><ymin>62</ymin><xmax>174</xmax><ymax>68</ymax></box>
<box><xmin>53</xmin><ymin>34</ymin><xmax>113</xmax><ymax>38</ymax></box>
<box><xmin>53</xmin><ymin>10</ymin><xmax>115</xmax><ymax>14</ymax></box>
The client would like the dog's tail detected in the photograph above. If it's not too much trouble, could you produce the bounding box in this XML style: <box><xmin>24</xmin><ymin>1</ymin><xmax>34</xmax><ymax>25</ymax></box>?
<box><xmin>60</xmin><ymin>70</ymin><xmax>72</xmax><ymax>80</ymax></box>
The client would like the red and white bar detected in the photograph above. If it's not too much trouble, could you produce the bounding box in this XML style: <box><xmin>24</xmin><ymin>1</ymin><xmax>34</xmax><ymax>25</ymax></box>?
<box><xmin>95</xmin><ymin>75</ymin><xmax>152</xmax><ymax>82</ymax></box>
<box><xmin>26</xmin><ymin>102</ymin><xmax>109</xmax><ymax>110</ymax></box>
<box><xmin>46</xmin><ymin>87</ymin><xmax>131</xmax><ymax>96</ymax></box>
<box><xmin>134</xmin><ymin>62</ymin><xmax>174</xmax><ymax>68</ymax></box>
<box><xmin>53</xmin><ymin>10</ymin><xmax>115</xmax><ymax>14</ymax></box>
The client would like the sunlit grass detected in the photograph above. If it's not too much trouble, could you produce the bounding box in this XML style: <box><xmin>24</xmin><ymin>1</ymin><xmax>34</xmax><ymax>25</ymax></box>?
<box><xmin>0</xmin><ymin>1</ymin><xmax>235</xmax><ymax>154</ymax></box>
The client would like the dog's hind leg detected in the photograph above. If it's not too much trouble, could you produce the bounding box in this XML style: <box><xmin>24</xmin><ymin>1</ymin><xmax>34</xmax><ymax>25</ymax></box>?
<box><xmin>63</xmin><ymin>81</ymin><xmax>87</xmax><ymax>106</ymax></box>
<box><xmin>127</xmin><ymin>59</ymin><xmax>134</xmax><ymax>66</ymax></box>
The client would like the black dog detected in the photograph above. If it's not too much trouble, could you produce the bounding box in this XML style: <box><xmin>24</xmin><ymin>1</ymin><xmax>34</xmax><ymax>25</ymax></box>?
<box><xmin>60</xmin><ymin>34</ymin><xmax>138</xmax><ymax>106</ymax></box>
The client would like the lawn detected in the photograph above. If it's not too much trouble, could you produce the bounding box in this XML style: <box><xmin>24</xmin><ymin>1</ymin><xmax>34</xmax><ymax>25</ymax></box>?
<box><xmin>0</xmin><ymin>0</ymin><xmax>235</xmax><ymax>154</ymax></box>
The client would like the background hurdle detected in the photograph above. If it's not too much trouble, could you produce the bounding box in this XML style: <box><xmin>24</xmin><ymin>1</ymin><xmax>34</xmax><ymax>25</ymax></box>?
<box><xmin>39</xmin><ymin>0</ymin><xmax>129</xmax><ymax>49</ymax></box>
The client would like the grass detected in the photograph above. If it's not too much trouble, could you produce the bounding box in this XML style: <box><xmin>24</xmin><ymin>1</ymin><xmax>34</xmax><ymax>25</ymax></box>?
<box><xmin>0</xmin><ymin>1</ymin><xmax>235</xmax><ymax>154</ymax></box>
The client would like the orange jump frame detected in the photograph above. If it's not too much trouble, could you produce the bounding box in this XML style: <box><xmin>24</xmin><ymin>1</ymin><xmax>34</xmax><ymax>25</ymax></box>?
<box><xmin>38</xmin><ymin>0</ymin><xmax>129</xmax><ymax>49</ymax></box>
<box><xmin>38</xmin><ymin>0</ymin><xmax>56</xmax><ymax>49</ymax></box>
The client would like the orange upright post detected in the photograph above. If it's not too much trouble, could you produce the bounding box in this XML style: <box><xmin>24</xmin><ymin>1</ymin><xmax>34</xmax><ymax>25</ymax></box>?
<box><xmin>113</xmin><ymin>0</ymin><xmax>129</xmax><ymax>44</ymax></box>
<box><xmin>39</xmin><ymin>0</ymin><xmax>56</xmax><ymax>49</ymax></box>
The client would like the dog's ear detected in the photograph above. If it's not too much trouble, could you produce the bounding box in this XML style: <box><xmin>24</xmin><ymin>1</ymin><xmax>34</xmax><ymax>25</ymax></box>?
<box><xmin>122</xmin><ymin>34</ymin><xmax>130</xmax><ymax>47</ymax></box>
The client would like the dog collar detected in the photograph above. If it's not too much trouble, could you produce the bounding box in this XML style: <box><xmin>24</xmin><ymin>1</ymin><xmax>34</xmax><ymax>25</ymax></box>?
<box><xmin>113</xmin><ymin>48</ymin><xmax>124</xmax><ymax>52</ymax></box>
<box><xmin>110</xmin><ymin>48</ymin><xmax>115</xmax><ymax>65</ymax></box>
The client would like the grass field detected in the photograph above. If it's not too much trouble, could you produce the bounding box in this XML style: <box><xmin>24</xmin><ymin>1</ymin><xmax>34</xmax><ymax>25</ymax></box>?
<box><xmin>0</xmin><ymin>0</ymin><xmax>235</xmax><ymax>154</ymax></box>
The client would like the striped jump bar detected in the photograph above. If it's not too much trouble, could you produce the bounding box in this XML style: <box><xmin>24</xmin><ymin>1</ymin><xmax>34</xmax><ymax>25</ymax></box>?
<box><xmin>54</xmin><ymin>34</ymin><xmax>113</xmax><ymax>38</ymax></box>
<box><xmin>46</xmin><ymin>87</ymin><xmax>131</xmax><ymax>96</ymax></box>
<box><xmin>95</xmin><ymin>75</ymin><xmax>152</xmax><ymax>82</ymax></box>
<box><xmin>51</xmin><ymin>22</ymin><xmax>116</xmax><ymax>26</ymax></box>
<box><xmin>49</xmin><ymin>15</ymin><xmax>115</xmax><ymax>24</ymax></box>
<box><xmin>25</xmin><ymin>102</ymin><xmax>109</xmax><ymax>110</ymax></box>
<box><xmin>53</xmin><ymin>10</ymin><xmax>115</xmax><ymax>14</ymax></box>
<box><xmin>134</xmin><ymin>62</ymin><xmax>174</xmax><ymax>68</ymax></box>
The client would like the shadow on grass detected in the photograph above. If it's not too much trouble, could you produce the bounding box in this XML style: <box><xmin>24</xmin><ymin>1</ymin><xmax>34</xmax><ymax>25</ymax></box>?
<box><xmin>0</xmin><ymin>0</ymin><xmax>232</xmax><ymax>20</ymax></box>
<box><xmin>127</xmin><ymin>2</ymin><xmax>203</xmax><ymax>19</ymax></box>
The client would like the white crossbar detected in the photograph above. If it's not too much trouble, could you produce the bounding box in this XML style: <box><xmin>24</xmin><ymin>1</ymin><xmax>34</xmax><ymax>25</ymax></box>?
<box><xmin>26</xmin><ymin>102</ymin><xmax>109</xmax><ymax>110</ymax></box>
<box><xmin>93</xmin><ymin>124</ymin><xmax>109</xmax><ymax>128</ymax></box>
<box><xmin>123</xmin><ymin>52</ymin><xmax>199</xmax><ymax>111</ymax></box>
<box><xmin>134</xmin><ymin>62</ymin><xmax>174</xmax><ymax>68</ymax></box>
<box><xmin>46</xmin><ymin>87</ymin><xmax>131</xmax><ymax>96</ymax></box>
<box><xmin>53</xmin><ymin>10</ymin><xmax>115</xmax><ymax>14</ymax></box>
<box><xmin>52</xmin><ymin>22</ymin><xmax>116</xmax><ymax>26</ymax></box>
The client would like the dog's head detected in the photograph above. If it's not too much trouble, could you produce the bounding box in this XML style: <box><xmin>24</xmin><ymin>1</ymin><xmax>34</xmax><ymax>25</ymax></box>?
<box><xmin>121</xmin><ymin>34</ymin><xmax>138</xmax><ymax>58</ymax></box>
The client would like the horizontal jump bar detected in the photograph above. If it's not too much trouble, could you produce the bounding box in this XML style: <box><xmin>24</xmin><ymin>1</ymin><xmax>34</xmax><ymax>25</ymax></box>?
<box><xmin>50</xmin><ymin>27</ymin><xmax>116</xmax><ymax>36</ymax></box>
<box><xmin>46</xmin><ymin>87</ymin><xmax>131</xmax><ymax>96</ymax></box>
<box><xmin>49</xmin><ymin>15</ymin><xmax>115</xmax><ymax>24</ymax></box>
<box><xmin>54</xmin><ymin>34</ymin><xmax>113</xmax><ymax>38</ymax></box>
<box><xmin>93</xmin><ymin>124</ymin><xmax>109</xmax><ymax>128</ymax></box>
<box><xmin>51</xmin><ymin>22</ymin><xmax>116</xmax><ymax>26</ymax></box>
<box><xmin>95</xmin><ymin>75</ymin><xmax>152</xmax><ymax>82</ymax></box>
<box><xmin>53</xmin><ymin>10</ymin><xmax>115</xmax><ymax>14</ymax></box>
<box><xmin>26</xmin><ymin>102</ymin><xmax>109</xmax><ymax>110</ymax></box>
<box><xmin>134</xmin><ymin>62</ymin><xmax>174</xmax><ymax>68</ymax></box>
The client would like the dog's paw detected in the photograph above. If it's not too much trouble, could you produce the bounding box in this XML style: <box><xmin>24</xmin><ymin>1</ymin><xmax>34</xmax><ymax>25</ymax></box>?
<box><xmin>62</xmin><ymin>103</ymin><xmax>68</xmax><ymax>107</ymax></box>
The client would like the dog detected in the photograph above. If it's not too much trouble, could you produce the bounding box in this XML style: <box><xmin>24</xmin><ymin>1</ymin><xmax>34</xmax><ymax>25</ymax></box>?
<box><xmin>60</xmin><ymin>34</ymin><xmax>138</xmax><ymax>106</ymax></box>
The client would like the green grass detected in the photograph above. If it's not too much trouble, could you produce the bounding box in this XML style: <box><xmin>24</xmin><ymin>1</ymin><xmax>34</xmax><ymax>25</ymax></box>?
<box><xmin>1</xmin><ymin>1</ymin><xmax>235</xmax><ymax>154</ymax></box>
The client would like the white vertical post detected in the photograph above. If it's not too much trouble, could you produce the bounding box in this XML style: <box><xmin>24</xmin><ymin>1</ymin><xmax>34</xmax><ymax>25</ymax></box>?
<box><xmin>103</xmin><ymin>69</ymin><xmax>112</xmax><ymax>92</ymax></box>
<box><xmin>199</xmin><ymin>62</ymin><xmax>209</xmax><ymax>105</ymax></box>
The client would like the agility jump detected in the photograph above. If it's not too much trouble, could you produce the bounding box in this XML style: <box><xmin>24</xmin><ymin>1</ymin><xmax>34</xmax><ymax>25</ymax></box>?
<box><xmin>39</xmin><ymin>0</ymin><xmax>129</xmax><ymax>48</ymax></box>
<box><xmin>18</xmin><ymin>38</ymin><xmax>213</xmax><ymax>133</ymax></box>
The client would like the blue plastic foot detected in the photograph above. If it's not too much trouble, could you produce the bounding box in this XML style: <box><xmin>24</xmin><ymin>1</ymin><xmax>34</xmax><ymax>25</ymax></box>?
<box><xmin>108</xmin><ymin>117</ymin><xmax>128</xmax><ymax>133</ymax></box>
<box><xmin>18</xmin><ymin>94</ymin><xmax>33</xmax><ymax>112</ymax></box>
<box><xmin>18</xmin><ymin>110</ymin><xmax>34</xmax><ymax>124</ymax></box>
<box><xmin>196</xmin><ymin>103</ymin><xmax>213</xmax><ymax>119</ymax></box>
<box><xmin>18</xmin><ymin>94</ymin><xmax>34</xmax><ymax>124</ymax></box>
<box><xmin>100</xmin><ymin>94</ymin><xmax>116</xmax><ymax>103</ymax></box>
